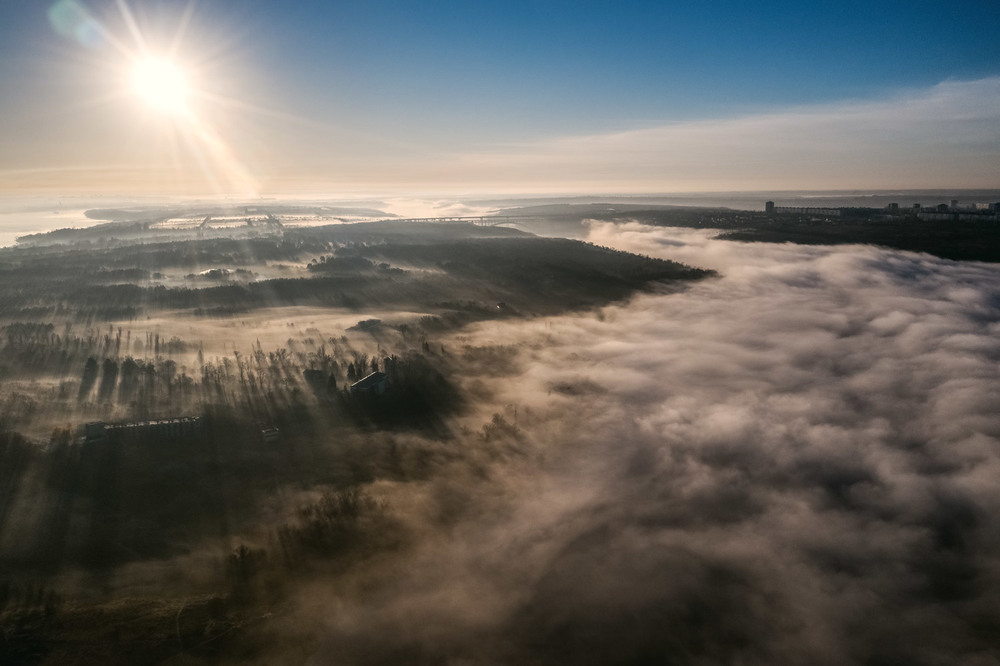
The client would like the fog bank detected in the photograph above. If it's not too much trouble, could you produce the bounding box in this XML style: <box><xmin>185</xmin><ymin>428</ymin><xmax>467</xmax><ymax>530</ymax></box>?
<box><xmin>282</xmin><ymin>223</ymin><xmax>1000</xmax><ymax>665</ymax></box>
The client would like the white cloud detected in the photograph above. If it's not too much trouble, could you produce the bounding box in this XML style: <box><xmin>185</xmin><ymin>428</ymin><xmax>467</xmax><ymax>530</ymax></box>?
<box><xmin>282</xmin><ymin>225</ymin><xmax>1000</xmax><ymax>664</ymax></box>
<box><xmin>442</xmin><ymin>77</ymin><xmax>1000</xmax><ymax>191</ymax></box>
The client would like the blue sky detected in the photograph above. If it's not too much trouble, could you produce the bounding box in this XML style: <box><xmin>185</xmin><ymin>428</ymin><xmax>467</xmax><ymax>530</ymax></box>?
<box><xmin>1</xmin><ymin>0</ymin><xmax>998</xmax><ymax>195</ymax></box>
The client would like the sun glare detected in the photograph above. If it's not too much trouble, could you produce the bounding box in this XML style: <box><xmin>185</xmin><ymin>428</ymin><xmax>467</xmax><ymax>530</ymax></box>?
<box><xmin>129</xmin><ymin>56</ymin><xmax>191</xmax><ymax>114</ymax></box>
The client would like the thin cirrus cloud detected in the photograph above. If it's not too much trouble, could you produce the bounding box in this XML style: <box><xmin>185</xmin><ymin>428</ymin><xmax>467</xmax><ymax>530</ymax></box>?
<box><xmin>3</xmin><ymin>77</ymin><xmax>997</xmax><ymax>196</ymax></box>
<box><xmin>425</xmin><ymin>77</ymin><xmax>1000</xmax><ymax>193</ymax></box>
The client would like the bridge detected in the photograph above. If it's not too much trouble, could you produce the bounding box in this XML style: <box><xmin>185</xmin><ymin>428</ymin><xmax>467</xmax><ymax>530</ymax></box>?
<box><xmin>370</xmin><ymin>215</ymin><xmax>538</xmax><ymax>227</ymax></box>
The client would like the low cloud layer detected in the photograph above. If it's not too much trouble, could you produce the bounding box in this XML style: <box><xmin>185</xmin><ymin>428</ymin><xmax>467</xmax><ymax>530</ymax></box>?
<box><xmin>285</xmin><ymin>225</ymin><xmax>1000</xmax><ymax>665</ymax></box>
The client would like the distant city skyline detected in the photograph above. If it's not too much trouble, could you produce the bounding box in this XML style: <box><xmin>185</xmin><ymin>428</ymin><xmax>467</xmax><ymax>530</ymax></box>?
<box><xmin>1</xmin><ymin>0</ymin><xmax>998</xmax><ymax>196</ymax></box>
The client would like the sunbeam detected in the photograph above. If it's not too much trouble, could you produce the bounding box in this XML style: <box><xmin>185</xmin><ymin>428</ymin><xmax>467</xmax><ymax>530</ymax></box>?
<box><xmin>47</xmin><ymin>0</ymin><xmax>260</xmax><ymax>196</ymax></box>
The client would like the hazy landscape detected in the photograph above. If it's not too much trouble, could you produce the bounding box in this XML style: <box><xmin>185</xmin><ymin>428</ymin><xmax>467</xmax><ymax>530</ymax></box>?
<box><xmin>0</xmin><ymin>204</ymin><xmax>718</xmax><ymax>662</ymax></box>
<box><xmin>3</xmin><ymin>0</ymin><xmax>1000</xmax><ymax>664</ymax></box>
<box><xmin>2</xmin><ymin>198</ymin><xmax>1000</xmax><ymax>664</ymax></box>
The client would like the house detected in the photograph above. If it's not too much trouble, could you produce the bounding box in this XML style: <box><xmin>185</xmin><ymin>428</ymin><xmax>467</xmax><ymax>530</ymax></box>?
<box><xmin>350</xmin><ymin>371</ymin><xmax>388</xmax><ymax>395</ymax></box>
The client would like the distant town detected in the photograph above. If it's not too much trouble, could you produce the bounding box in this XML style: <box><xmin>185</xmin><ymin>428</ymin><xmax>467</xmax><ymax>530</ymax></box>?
<box><xmin>765</xmin><ymin>198</ymin><xmax>1000</xmax><ymax>221</ymax></box>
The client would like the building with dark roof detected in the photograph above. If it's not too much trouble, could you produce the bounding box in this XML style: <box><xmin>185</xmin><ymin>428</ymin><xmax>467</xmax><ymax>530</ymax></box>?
<box><xmin>81</xmin><ymin>416</ymin><xmax>203</xmax><ymax>444</ymax></box>
<box><xmin>350</xmin><ymin>371</ymin><xmax>388</xmax><ymax>395</ymax></box>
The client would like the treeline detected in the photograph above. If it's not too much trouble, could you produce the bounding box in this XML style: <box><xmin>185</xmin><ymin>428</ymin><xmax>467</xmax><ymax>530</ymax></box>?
<box><xmin>576</xmin><ymin>207</ymin><xmax>1000</xmax><ymax>263</ymax></box>
<box><xmin>0</xmin><ymin>333</ymin><xmax>528</xmax><ymax>663</ymax></box>
<box><xmin>306</xmin><ymin>252</ymin><xmax>401</xmax><ymax>276</ymax></box>
<box><xmin>0</xmin><ymin>236</ymin><xmax>308</xmax><ymax>280</ymax></box>
<box><xmin>0</xmin><ymin>224</ymin><xmax>713</xmax><ymax>322</ymax></box>
<box><xmin>61</xmin><ymin>237</ymin><xmax>710</xmax><ymax>315</ymax></box>
<box><xmin>0</xmin><ymin>333</ymin><xmax>464</xmax><ymax>567</ymax></box>
<box><xmin>0</xmin><ymin>322</ymin><xmax>187</xmax><ymax>379</ymax></box>
<box><xmin>0</xmin><ymin>340</ymin><xmax>464</xmax><ymax>572</ymax></box>
<box><xmin>716</xmin><ymin>217</ymin><xmax>1000</xmax><ymax>263</ymax></box>
<box><xmin>0</xmin><ymin>314</ymin><xmax>463</xmax><ymax>437</ymax></box>
<box><xmin>356</xmin><ymin>237</ymin><xmax>713</xmax><ymax>309</ymax></box>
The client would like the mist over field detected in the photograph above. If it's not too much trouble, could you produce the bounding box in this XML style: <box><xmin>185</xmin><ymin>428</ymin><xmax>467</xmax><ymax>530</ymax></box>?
<box><xmin>1</xmin><ymin>199</ymin><xmax>999</xmax><ymax>664</ymax></box>
<box><xmin>220</xmin><ymin>224</ymin><xmax>1000</xmax><ymax>664</ymax></box>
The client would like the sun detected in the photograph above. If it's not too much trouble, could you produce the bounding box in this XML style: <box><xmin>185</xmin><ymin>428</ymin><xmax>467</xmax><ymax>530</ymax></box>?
<box><xmin>129</xmin><ymin>56</ymin><xmax>191</xmax><ymax>114</ymax></box>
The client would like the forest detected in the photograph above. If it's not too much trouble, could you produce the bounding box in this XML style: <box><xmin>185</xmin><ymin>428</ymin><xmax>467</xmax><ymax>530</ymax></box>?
<box><xmin>0</xmin><ymin>218</ymin><xmax>710</xmax><ymax>663</ymax></box>
<box><xmin>492</xmin><ymin>203</ymin><xmax>1000</xmax><ymax>263</ymax></box>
